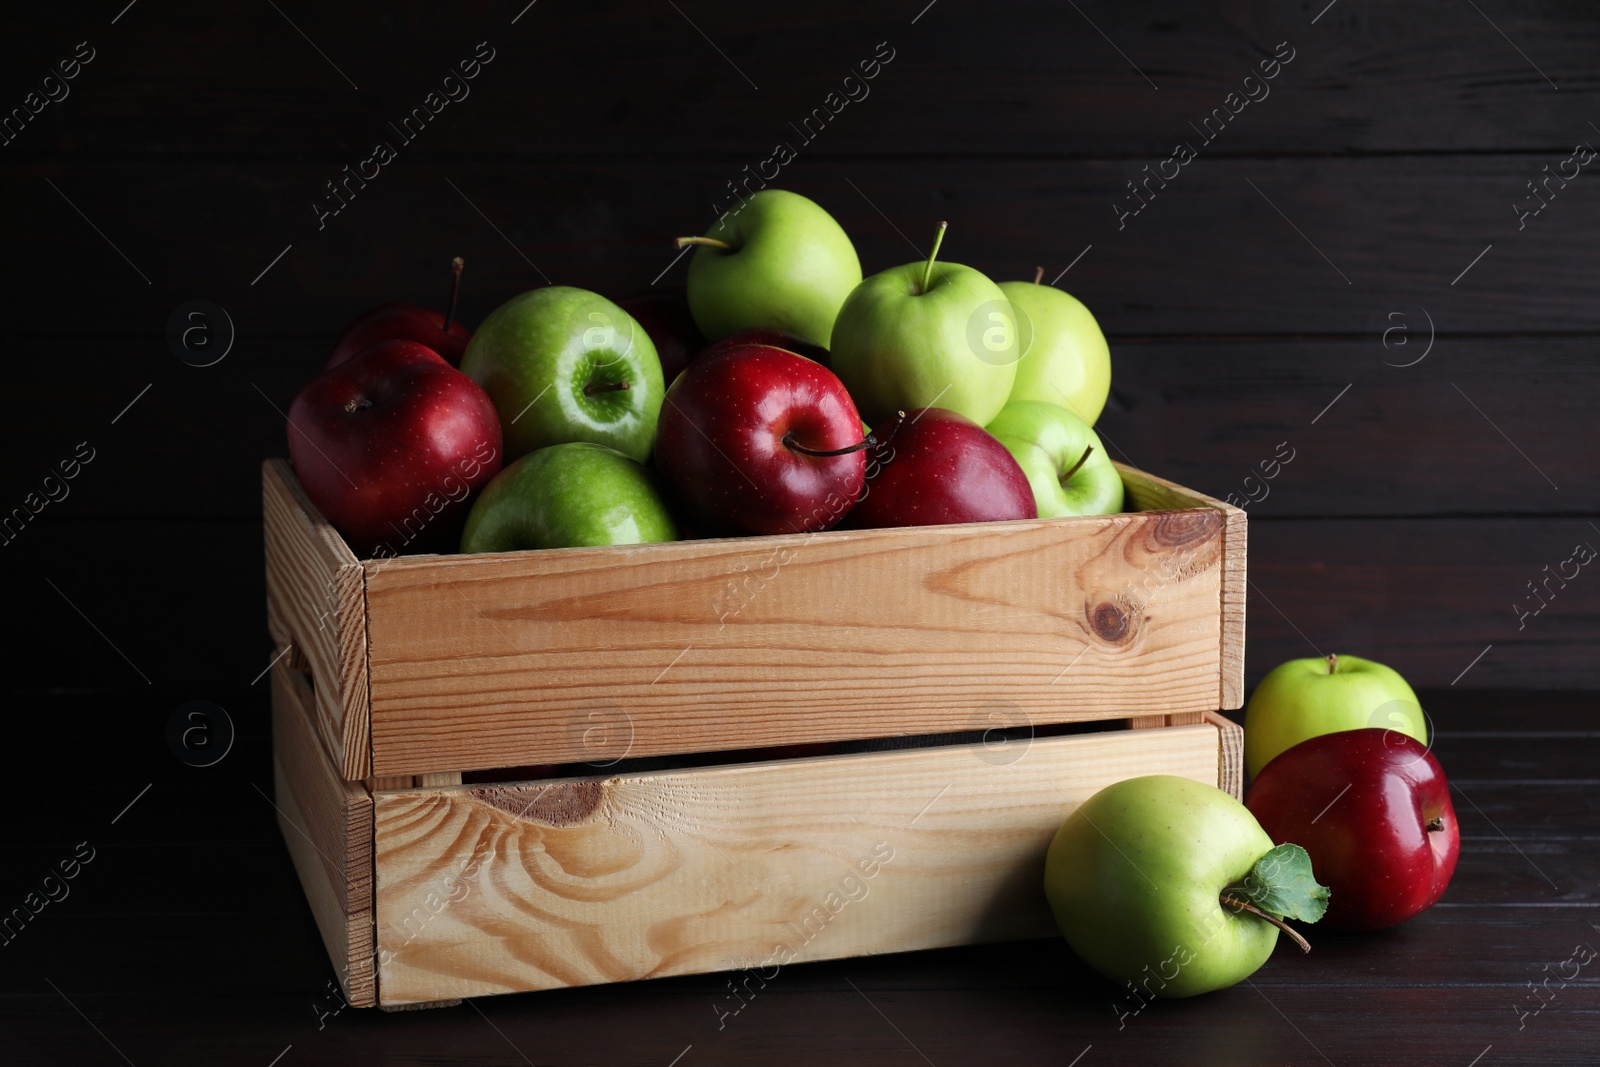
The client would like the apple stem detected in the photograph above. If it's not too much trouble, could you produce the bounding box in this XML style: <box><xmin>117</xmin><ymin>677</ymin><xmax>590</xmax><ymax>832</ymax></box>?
<box><xmin>1220</xmin><ymin>895</ymin><xmax>1312</xmax><ymax>953</ymax></box>
<box><xmin>1426</xmin><ymin>816</ymin><xmax>1444</xmax><ymax>832</ymax></box>
<box><xmin>1326</xmin><ymin>653</ymin><xmax>1339</xmax><ymax>674</ymax></box>
<box><xmin>676</xmin><ymin>236</ymin><xmax>732</xmax><ymax>251</ymax></box>
<box><xmin>1033</xmin><ymin>265</ymin><xmax>1045</xmax><ymax>285</ymax></box>
<box><xmin>919</xmin><ymin>221</ymin><xmax>949</xmax><ymax>295</ymax></box>
<box><xmin>583</xmin><ymin>381</ymin><xmax>631</xmax><ymax>396</ymax></box>
<box><xmin>1058</xmin><ymin>445</ymin><xmax>1095</xmax><ymax>485</ymax></box>
<box><xmin>443</xmin><ymin>256</ymin><xmax>464</xmax><ymax>334</ymax></box>
<box><xmin>782</xmin><ymin>431</ymin><xmax>874</xmax><ymax>458</ymax></box>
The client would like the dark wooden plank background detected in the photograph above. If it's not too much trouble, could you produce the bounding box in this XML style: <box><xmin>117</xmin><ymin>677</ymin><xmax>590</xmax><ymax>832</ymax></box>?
<box><xmin>1</xmin><ymin>0</ymin><xmax>1597</xmax><ymax>700</ymax></box>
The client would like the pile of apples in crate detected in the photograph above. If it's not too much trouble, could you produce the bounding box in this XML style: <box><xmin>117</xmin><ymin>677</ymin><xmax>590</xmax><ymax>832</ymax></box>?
<box><xmin>283</xmin><ymin>189</ymin><xmax>1460</xmax><ymax>1001</ymax></box>
<box><xmin>285</xmin><ymin>189</ymin><xmax>1119</xmax><ymax>559</ymax></box>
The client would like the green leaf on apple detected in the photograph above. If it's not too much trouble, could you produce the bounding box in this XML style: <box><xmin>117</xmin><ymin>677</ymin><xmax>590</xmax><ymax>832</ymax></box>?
<box><xmin>1225</xmin><ymin>842</ymin><xmax>1331</xmax><ymax>924</ymax></box>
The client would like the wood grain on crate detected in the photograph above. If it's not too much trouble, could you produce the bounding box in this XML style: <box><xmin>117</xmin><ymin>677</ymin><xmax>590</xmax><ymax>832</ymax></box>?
<box><xmin>1119</xmin><ymin>464</ymin><xmax>1246</xmax><ymax>711</ymax></box>
<box><xmin>264</xmin><ymin>459</ymin><xmax>372</xmax><ymax>780</ymax></box>
<box><xmin>1205</xmin><ymin>711</ymin><xmax>1245</xmax><ymax>801</ymax></box>
<box><xmin>371</xmin><ymin>720</ymin><xmax>1227</xmax><ymax>1004</ymax></box>
<box><xmin>1215</xmin><ymin>506</ymin><xmax>1247</xmax><ymax>710</ymax></box>
<box><xmin>270</xmin><ymin>661</ymin><xmax>375</xmax><ymax>1008</ymax></box>
<box><xmin>361</xmin><ymin>468</ymin><xmax>1231</xmax><ymax>777</ymax></box>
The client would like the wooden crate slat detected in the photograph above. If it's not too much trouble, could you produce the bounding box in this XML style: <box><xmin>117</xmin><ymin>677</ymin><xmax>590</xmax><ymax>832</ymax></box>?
<box><xmin>270</xmin><ymin>661</ymin><xmax>376</xmax><ymax>1007</ymax></box>
<box><xmin>371</xmin><ymin>720</ymin><xmax>1227</xmax><ymax>1005</ymax></box>
<box><xmin>1119</xmin><ymin>464</ymin><xmax>1247</xmax><ymax>710</ymax></box>
<box><xmin>1206</xmin><ymin>711</ymin><xmax>1245</xmax><ymax>801</ymax></box>
<box><xmin>264</xmin><ymin>459</ymin><xmax>372</xmax><ymax>779</ymax></box>
<box><xmin>1115</xmin><ymin>462</ymin><xmax>1207</xmax><ymax>513</ymax></box>
<box><xmin>1128</xmin><ymin>712</ymin><xmax>1208</xmax><ymax>729</ymax></box>
<box><xmin>361</xmin><ymin>501</ymin><xmax>1228</xmax><ymax>776</ymax></box>
<box><xmin>1216</xmin><ymin>505</ymin><xmax>1248</xmax><ymax>710</ymax></box>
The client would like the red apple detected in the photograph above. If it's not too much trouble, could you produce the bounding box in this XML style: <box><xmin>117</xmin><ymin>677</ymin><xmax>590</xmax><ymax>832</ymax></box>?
<box><xmin>845</xmin><ymin>408</ymin><xmax>1036</xmax><ymax>529</ymax></box>
<box><xmin>327</xmin><ymin>258</ymin><xmax>472</xmax><ymax>368</ymax></box>
<box><xmin>288</xmin><ymin>340</ymin><xmax>503</xmax><ymax>556</ymax></box>
<box><xmin>701</xmin><ymin>327</ymin><xmax>830</xmax><ymax>368</ymax></box>
<box><xmin>328</xmin><ymin>304</ymin><xmax>471</xmax><ymax>369</ymax></box>
<box><xmin>617</xmin><ymin>289</ymin><xmax>705</xmax><ymax>387</ymax></box>
<box><xmin>653</xmin><ymin>344</ymin><xmax>866</xmax><ymax>535</ymax></box>
<box><xmin>1246</xmin><ymin>729</ymin><xmax>1460</xmax><ymax>931</ymax></box>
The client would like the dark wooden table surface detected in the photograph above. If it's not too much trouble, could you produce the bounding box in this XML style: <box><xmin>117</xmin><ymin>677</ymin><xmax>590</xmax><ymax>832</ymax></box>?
<box><xmin>2</xmin><ymin>688</ymin><xmax>1594</xmax><ymax>1065</ymax></box>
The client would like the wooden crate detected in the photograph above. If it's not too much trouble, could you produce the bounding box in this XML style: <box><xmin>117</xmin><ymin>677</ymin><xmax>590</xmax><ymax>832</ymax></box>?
<box><xmin>263</xmin><ymin>457</ymin><xmax>1247</xmax><ymax>1008</ymax></box>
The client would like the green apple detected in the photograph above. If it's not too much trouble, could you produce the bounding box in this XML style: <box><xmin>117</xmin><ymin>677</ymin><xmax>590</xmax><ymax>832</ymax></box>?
<box><xmin>460</xmin><ymin>286</ymin><xmax>664</xmax><ymax>463</ymax></box>
<box><xmin>1045</xmin><ymin>775</ymin><xmax>1327</xmax><ymax>999</ymax></box>
<box><xmin>985</xmin><ymin>400</ymin><xmax>1123</xmax><ymax>517</ymax></box>
<box><xmin>1244</xmin><ymin>654</ymin><xmax>1426</xmax><ymax>779</ymax></box>
<box><xmin>829</xmin><ymin>222</ymin><xmax>1018</xmax><ymax>427</ymax></box>
<box><xmin>460</xmin><ymin>442</ymin><xmax>678</xmax><ymax>552</ymax></box>
<box><xmin>999</xmin><ymin>272</ymin><xmax>1112</xmax><ymax>425</ymax></box>
<box><xmin>679</xmin><ymin>189</ymin><xmax>861</xmax><ymax>348</ymax></box>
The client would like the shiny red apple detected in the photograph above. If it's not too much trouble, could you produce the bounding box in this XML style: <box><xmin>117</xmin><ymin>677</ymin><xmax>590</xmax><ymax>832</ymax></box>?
<box><xmin>617</xmin><ymin>289</ymin><xmax>705</xmax><ymax>387</ymax></box>
<box><xmin>288</xmin><ymin>340</ymin><xmax>502</xmax><ymax>556</ymax></box>
<box><xmin>1246</xmin><ymin>729</ymin><xmax>1460</xmax><ymax>931</ymax></box>
<box><xmin>653</xmin><ymin>344</ymin><xmax>866</xmax><ymax>535</ymax></box>
<box><xmin>844</xmin><ymin>408</ymin><xmax>1036</xmax><ymax>529</ymax></box>
<box><xmin>701</xmin><ymin>327</ymin><xmax>830</xmax><ymax>368</ymax></box>
<box><xmin>327</xmin><ymin>258</ymin><xmax>472</xmax><ymax>368</ymax></box>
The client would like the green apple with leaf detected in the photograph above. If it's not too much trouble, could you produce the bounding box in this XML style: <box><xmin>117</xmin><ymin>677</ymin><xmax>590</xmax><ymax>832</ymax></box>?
<box><xmin>999</xmin><ymin>269</ymin><xmax>1112</xmax><ymax>425</ymax></box>
<box><xmin>1044</xmin><ymin>775</ymin><xmax>1328</xmax><ymax>999</ymax></box>
<box><xmin>677</xmin><ymin>189</ymin><xmax>862</xmax><ymax>348</ymax></box>
<box><xmin>1244</xmin><ymin>654</ymin><xmax>1426</xmax><ymax>779</ymax></box>
<box><xmin>460</xmin><ymin>442</ymin><xmax>678</xmax><ymax>552</ymax></box>
<box><xmin>829</xmin><ymin>222</ymin><xmax>1018</xmax><ymax>427</ymax></box>
<box><xmin>461</xmin><ymin>287</ymin><xmax>664</xmax><ymax>463</ymax></box>
<box><xmin>985</xmin><ymin>400</ymin><xmax>1123</xmax><ymax>517</ymax></box>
